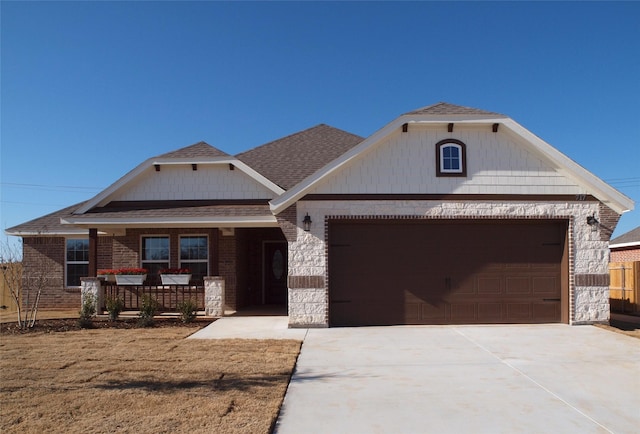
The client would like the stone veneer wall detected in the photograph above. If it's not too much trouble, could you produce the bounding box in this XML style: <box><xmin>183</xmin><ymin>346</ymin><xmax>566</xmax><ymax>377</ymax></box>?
<box><xmin>287</xmin><ymin>200</ymin><xmax>617</xmax><ymax>327</ymax></box>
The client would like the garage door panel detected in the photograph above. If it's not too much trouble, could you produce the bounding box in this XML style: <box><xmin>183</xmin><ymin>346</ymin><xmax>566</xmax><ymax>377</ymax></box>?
<box><xmin>478</xmin><ymin>277</ymin><xmax>501</xmax><ymax>294</ymax></box>
<box><xmin>533</xmin><ymin>276</ymin><xmax>559</xmax><ymax>295</ymax></box>
<box><xmin>329</xmin><ymin>220</ymin><xmax>565</xmax><ymax>326</ymax></box>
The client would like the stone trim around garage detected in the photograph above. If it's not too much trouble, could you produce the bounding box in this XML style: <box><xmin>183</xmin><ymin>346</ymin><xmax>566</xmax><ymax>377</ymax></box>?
<box><xmin>287</xmin><ymin>200</ymin><xmax>614</xmax><ymax>327</ymax></box>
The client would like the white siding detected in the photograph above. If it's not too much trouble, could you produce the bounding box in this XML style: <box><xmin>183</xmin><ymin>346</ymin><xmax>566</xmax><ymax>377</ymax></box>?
<box><xmin>110</xmin><ymin>164</ymin><xmax>275</xmax><ymax>201</ymax></box>
<box><xmin>311</xmin><ymin>126</ymin><xmax>582</xmax><ymax>195</ymax></box>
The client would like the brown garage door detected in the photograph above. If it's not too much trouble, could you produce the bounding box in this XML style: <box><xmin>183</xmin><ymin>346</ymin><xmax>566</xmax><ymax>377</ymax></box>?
<box><xmin>329</xmin><ymin>219</ymin><xmax>567</xmax><ymax>326</ymax></box>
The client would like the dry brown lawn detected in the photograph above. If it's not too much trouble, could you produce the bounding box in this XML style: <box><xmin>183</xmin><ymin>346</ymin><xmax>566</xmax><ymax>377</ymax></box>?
<box><xmin>0</xmin><ymin>327</ymin><xmax>301</xmax><ymax>434</ymax></box>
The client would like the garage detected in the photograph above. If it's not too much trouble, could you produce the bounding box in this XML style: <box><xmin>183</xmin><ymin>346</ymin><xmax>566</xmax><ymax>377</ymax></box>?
<box><xmin>329</xmin><ymin>219</ymin><xmax>568</xmax><ymax>326</ymax></box>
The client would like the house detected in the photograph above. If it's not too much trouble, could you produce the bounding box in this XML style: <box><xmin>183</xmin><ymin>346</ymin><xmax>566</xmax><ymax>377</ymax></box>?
<box><xmin>6</xmin><ymin>102</ymin><xmax>634</xmax><ymax>326</ymax></box>
<box><xmin>609</xmin><ymin>226</ymin><xmax>640</xmax><ymax>262</ymax></box>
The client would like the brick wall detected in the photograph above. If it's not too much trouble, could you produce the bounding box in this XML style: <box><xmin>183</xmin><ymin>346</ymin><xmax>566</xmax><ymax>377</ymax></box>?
<box><xmin>22</xmin><ymin>237</ymin><xmax>74</xmax><ymax>309</ymax></box>
<box><xmin>611</xmin><ymin>248</ymin><xmax>640</xmax><ymax>262</ymax></box>
<box><xmin>218</xmin><ymin>232</ymin><xmax>237</xmax><ymax>311</ymax></box>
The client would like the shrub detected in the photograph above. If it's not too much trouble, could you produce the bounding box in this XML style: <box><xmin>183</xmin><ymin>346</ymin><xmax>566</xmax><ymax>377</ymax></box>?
<box><xmin>177</xmin><ymin>299</ymin><xmax>197</xmax><ymax>323</ymax></box>
<box><xmin>78</xmin><ymin>293</ymin><xmax>96</xmax><ymax>328</ymax></box>
<box><xmin>138</xmin><ymin>294</ymin><xmax>159</xmax><ymax>327</ymax></box>
<box><xmin>106</xmin><ymin>296</ymin><xmax>124</xmax><ymax>321</ymax></box>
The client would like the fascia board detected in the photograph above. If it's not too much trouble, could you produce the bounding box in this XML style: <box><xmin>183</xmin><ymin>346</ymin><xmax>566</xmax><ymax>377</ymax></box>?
<box><xmin>74</xmin><ymin>158</ymin><xmax>154</xmax><ymax>214</ymax></box>
<box><xmin>60</xmin><ymin>215</ymin><xmax>278</xmax><ymax>228</ymax></box>
<box><xmin>270</xmin><ymin>118</ymin><xmax>405</xmax><ymax>214</ymax></box>
<box><xmin>4</xmin><ymin>228</ymin><xmax>89</xmax><ymax>237</ymax></box>
<box><xmin>501</xmin><ymin>119</ymin><xmax>634</xmax><ymax>214</ymax></box>
<box><xmin>227</xmin><ymin>160</ymin><xmax>285</xmax><ymax>195</ymax></box>
<box><xmin>609</xmin><ymin>241</ymin><xmax>640</xmax><ymax>249</ymax></box>
<box><xmin>75</xmin><ymin>158</ymin><xmax>284</xmax><ymax>216</ymax></box>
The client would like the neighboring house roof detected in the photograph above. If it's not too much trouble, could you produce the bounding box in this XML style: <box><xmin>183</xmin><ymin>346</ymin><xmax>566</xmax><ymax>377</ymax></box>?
<box><xmin>270</xmin><ymin>103</ymin><xmax>634</xmax><ymax>214</ymax></box>
<box><xmin>236</xmin><ymin>124</ymin><xmax>364</xmax><ymax>190</ymax></box>
<box><xmin>609</xmin><ymin>226</ymin><xmax>640</xmax><ymax>249</ymax></box>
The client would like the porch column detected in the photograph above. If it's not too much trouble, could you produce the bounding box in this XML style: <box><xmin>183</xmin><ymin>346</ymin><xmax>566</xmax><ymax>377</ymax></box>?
<box><xmin>210</xmin><ymin>228</ymin><xmax>219</xmax><ymax>275</ymax></box>
<box><xmin>89</xmin><ymin>228</ymin><xmax>98</xmax><ymax>277</ymax></box>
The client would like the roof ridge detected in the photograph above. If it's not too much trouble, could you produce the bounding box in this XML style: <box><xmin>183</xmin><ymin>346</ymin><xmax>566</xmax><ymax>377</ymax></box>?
<box><xmin>404</xmin><ymin>102</ymin><xmax>506</xmax><ymax>117</ymax></box>
<box><xmin>155</xmin><ymin>141</ymin><xmax>230</xmax><ymax>159</ymax></box>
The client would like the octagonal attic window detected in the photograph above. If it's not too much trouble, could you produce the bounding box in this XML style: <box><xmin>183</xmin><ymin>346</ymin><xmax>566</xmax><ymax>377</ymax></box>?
<box><xmin>436</xmin><ymin>139</ymin><xmax>467</xmax><ymax>177</ymax></box>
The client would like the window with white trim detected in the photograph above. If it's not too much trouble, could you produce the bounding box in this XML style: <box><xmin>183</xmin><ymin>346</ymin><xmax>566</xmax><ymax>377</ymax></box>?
<box><xmin>66</xmin><ymin>239</ymin><xmax>89</xmax><ymax>287</ymax></box>
<box><xmin>436</xmin><ymin>139</ymin><xmax>467</xmax><ymax>177</ymax></box>
<box><xmin>180</xmin><ymin>235</ymin><xmax>208</xmax><ymax>283</ymax></box>
<box><xmin>141</xmin><ymin>236</ymin><xmax>169</xmax><ymax>281</ymax></box>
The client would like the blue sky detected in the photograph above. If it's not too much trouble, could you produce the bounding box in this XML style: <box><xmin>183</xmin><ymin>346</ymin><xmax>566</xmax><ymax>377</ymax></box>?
<box><xmin>2</xmin><ymin>1</ymin><xmax>639</xmax><ymax>245</ymax></box>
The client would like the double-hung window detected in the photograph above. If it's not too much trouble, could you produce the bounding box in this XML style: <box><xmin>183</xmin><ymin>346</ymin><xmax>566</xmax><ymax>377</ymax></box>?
<box><xmin>141</xmin><ymin>236</ymin><xmax>169</xmax><ymax>281</ymax></box>
<box><xmin>436</xmin><ymin>139</ymin><xmax>467</xmax><ymax>177</ymax></box>
<box><xmin>180</xmin><ymin>236</ymin><xmax>208</xmax><ymax>283</ymax></box>
<box><xmin>66</xmin><ymin>239</ymin><xmax>89</xmax><ymax>287</ymax></box>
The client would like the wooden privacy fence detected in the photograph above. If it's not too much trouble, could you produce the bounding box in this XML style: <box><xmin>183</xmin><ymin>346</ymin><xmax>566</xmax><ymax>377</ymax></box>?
<box><xmin>102</xmin><ymin>282</ymin><xmax>205</xmax><ymax>312</ymax></box>
<box><xmin>0</xmin><ymin>263</ymin><xmax>20</xmax><ymax>313</ymax></box>
<box><xmin>609</xmin><ymin>261</ymin><xmax>640</xmax><ymax>314</ymax></box>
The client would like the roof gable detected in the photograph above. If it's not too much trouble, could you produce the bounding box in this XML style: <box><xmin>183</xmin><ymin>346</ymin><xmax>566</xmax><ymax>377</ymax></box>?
<box><xmin>270</xmin><ymin>103</ymin><xmax>634</xmax><ymax>214</ymax></box>
<box><xmin>74</xmin><ymin>141</ymin><xmax>284</xmax><ymax>214</ymax></box>
<box><xmin>236</xmin><ymin>124</ymin><xmax>364</xmax><ymax>190</ymax></box>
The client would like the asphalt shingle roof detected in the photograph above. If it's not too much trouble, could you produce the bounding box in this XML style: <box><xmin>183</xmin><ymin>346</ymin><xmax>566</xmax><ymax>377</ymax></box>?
<box><xmin>236</xmin><ymin>124</ymin><xmax>364</xmax><ymax>190</ymax></box>
<box><xmin>155</xmin><ymin>141</ymin><xmax>230</xmax><ymax>159</ymax></box>
<box><xmin>5</xmin><ymin>202</ymin><xmax>87</xmax><ymax>234</ymax></box>
<box><xmin>610</xmin><ymin>226</ymin><xmax>640</xmax><ymax>246</ymax></box>
<box><xmin>404</xmin><ymin>102</ymin><xmax>507</xmax><ymax>118</ymax></box>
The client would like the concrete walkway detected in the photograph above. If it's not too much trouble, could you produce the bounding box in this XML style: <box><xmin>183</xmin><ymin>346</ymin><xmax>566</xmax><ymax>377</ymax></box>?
<box><xmin>188</xmin><ymin>316</ymin><xmax>308</xmax><ymax>340</ymax></box>
<box><xmin>274</xmin><ymin>325</ymin><xmax>640</xmax><ymax>434</ymax></box>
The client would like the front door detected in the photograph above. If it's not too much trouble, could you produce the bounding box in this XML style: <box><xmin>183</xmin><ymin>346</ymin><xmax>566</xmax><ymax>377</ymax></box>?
<box><xmin>264</xmin><ymin>242</ymin><xmax>288</xmax><ymax>305</ymax></box>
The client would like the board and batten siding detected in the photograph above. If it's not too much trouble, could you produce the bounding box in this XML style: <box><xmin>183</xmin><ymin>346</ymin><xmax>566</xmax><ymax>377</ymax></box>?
<box><xmin>110</xmin><ymin>164</ymin><xmax>275</xmax><ymax>201</ymax></box>
<box><xmin>311</xmin><ymin>126</ymin><xmax>582</xmax><ymax>195</ymax></box>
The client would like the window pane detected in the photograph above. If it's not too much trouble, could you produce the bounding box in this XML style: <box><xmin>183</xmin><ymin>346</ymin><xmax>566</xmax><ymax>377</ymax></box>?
<box><xmin>142</xmin><ymin>237</ymin><xmax>169</xmax><ymax>261</ymax></box>
<box><xmin>67</xmin><ymin>263</ymin><xmax>88</xmax><ymax>287</ymax></box>
<box><xmin>450</xmin><ymin>160</ymin><xmax>460</xmax><ymax>170</ymax></box>
<box><xmin>180</xmin><ymin>236</ymin><xmax>208</xmax><ymax>260</ymax></box>
<box><xmin>66</xmin><ymin>239</ymin><xmax>89</xmax><ymax>262</ymax></box>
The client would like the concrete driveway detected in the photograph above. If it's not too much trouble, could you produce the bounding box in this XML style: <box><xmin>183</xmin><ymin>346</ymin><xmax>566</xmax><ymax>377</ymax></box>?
<box><xmin>274</xmin><ymin>325</ymin><xmax>639</xmax><ymax>434</ymax></box>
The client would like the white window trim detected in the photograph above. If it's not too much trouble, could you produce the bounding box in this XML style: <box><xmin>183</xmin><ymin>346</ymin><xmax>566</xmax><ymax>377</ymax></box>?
<box><xmin>65</xmin><ymin>237</ymin><xmax>89</xmax><ymax>288</ymax></box>
<box><xmin>439</xmin><ymin>143</ymin><xmax>463</xmax><ymax>173</ymax></box>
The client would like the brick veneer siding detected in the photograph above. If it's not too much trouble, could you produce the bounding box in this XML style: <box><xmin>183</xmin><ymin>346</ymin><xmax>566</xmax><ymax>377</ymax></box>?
<box><xmin>610</xmin><ymin>248</ymin><xmax>640</xmax><ymax>262</ymax></box>
<box><xmin>21</xmin><ymin>228</ymin><xmax>234</xmax><ymax>310</ymax></box>
<box><xmin>288</xmin><ymin>200</ymin><xmax>620</xmax><ymax>327</ymax></box>
<box><xmin>22</xmin><ymin>236</ymin><xmax>114</xmax><ymax>309</ymax></box>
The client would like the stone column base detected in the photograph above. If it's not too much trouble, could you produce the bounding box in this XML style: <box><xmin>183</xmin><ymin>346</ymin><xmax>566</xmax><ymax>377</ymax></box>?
<box><xmin>204</xmin><ymin>277</ymin><xmax>225</xmax><ymax>317</ymax></box>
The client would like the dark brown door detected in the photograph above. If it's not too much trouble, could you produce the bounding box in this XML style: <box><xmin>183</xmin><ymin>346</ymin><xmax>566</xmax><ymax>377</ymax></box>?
<box><xmin>264</xmin><ymin>242</ymin><xmax>288</xmax><ymax>305</ymax></box>
<box><xmin>329</xmin><ymin>220</ymin><xmax>566</xmax><ymax>326</ymax></box>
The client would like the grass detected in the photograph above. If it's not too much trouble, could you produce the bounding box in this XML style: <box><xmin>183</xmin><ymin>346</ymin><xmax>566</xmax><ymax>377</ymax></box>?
<box><xmin>0</xmin><ymin>327</ymin><xmax>301</xmax><ymax>434</ymax></box>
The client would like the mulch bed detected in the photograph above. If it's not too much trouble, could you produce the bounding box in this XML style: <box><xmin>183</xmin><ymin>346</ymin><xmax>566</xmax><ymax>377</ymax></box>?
<box><xmin>0</xmin><ymin>317</ymin><xmax>211</xmax><ymax>335</ymax></box>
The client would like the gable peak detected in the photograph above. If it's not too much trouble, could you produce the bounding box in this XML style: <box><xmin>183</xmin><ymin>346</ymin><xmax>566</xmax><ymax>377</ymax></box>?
<box><xmin>155</xmin><ymin>141</ymin><xmax>230</xmax><ymax>159</ymax></box>
<box><xmin>404</xmin><ymin>102</ymin><xmax>506</xmax><ymax>118</ymax></box>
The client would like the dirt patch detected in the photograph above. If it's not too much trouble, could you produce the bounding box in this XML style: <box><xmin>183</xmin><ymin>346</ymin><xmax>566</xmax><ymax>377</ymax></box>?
<box><xmin>0</xmin><ymin>326</ymin><xmax>302</xmax><ymax>434</ymax></box>
<box><xmin>595</xmin><ymin>319</ymin><xmax>640</xmax><ymax>339</ymax></box>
